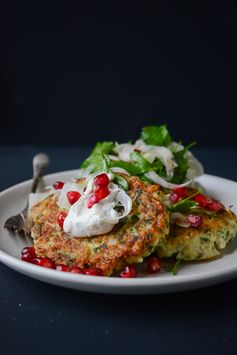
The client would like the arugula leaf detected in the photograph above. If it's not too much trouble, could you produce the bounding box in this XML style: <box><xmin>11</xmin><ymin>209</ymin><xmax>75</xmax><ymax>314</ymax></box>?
<box><xmin>81</xmin><ymin>141</ymin><xmax>115</xmax><ymax>171</ymax></box>
<box><xmin>110</xmin><ymin>160</ymin><xmax>143</xmax><ymax>175</ymax></box>
<box><xmin>130</xmin><ymin>151</ymin><xmax>168</xmax><ymax>178</ymax></box>
<box><xmin>101</xmin><ymin>154</ymin><xmax>112</xmax><ymax>173</ymax></box>
<box><xmin>130</xmin><ymin>152</ymin><xmax>151</xmax><ymax>173</ymax></box>
<box><xmin>150</xmin><ymin>159</ymin><xmax>167</xmax><ymax>178</ymax></box>
<box><xmin>171</xmin><ymin>142</ymin><xmax>196</xmax><ymax>184</ymax></box>
<box><xmin>141</xmin><ymin>125</ymin><xmax>172</xmax><ymax>146</ymax></box>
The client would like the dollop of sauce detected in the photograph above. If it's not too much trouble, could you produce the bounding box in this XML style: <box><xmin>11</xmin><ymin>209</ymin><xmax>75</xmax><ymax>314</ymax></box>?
<box><xmin>61</xmin><ymin>174</ymin><xmax>132</xmax><ymax>237</ymax></box>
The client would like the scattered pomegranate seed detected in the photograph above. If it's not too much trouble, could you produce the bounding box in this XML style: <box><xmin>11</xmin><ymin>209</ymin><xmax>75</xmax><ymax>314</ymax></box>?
<box><xmin>94</xmin><ymin>173</ymin><xmax>110</xmax><ymax>187</ymax></box>
<box><xmin>85</xmin><ymin>267</ymin><xmax>103</xmax><ymax>276</ymax></box>
<box><xmin>57</xmin><ymin>211</ymin><xmax>68</xmax><ymax>229</ymax></box>
<box><xmin>70</xmin><ymin>267</ymin><xmax>85</xmax><ymax>274</ymax></box>
<box><xmin>95</xmin><ymin>186</ymin><xmax>110</xmax><ymax>200</ymax></box>
<box><xmin>32</xmin><ymin>257</ymin><xmax>55</xmax><ymax>269</ymax></box>
<box><xmin>147</xmin><ymin>256</ymin><xmax>162</xmax><ymax>274</ymax></box>
<box><xmin>187</xmin><ymin>215</ymin><xmax>203</xmax><ymax>228</ymax></box>
<box><xmin>173</xmin><ymin>187</ymin><xmax>189</xmax><ymax>199</ymax></box>
<box><xmin>67</xmin><ymin>191</ymin><xmax>81</xmax><ymax>205</ymax></box>
<box><xmin>55</xmin><ymin>264</ymin><xmax>71</xmax><ymax>272</ymax></box>
<box><xmin>207</xmin><ymin>199</ymin><xmax>223</xmax><ymax>212</ymax></box>
<box><xmin>120</xmin><ymin>265</ymin><xmax>137</xmax><ymax>278</ymax></box>
<box><xmin>192</xmin><ymin>193</ymin><xmax>208</xmax><ymax>207</ymax></box>
<box><xmin>21</xmin><ymin>247</ymin><xmax>36</xmax><ymax>262</ymax></box>
<box><xmin>193</xmin><ymin>193</ymin><xmax>223</xmax><ymax>212</ymax></box>
<box><xmin>87</xmin><ymin>194</ymin><xmax>99</xmax><ymax>208</ymax></box>
<box><xmin>169</xmin><ymin>192</ymin><xmax>180</xmax><ymax>204</ymax></box>
<box><xmin>53</xmin><ymin>181</ymin><xmax>65</xmax><ymax>190</ymax></box>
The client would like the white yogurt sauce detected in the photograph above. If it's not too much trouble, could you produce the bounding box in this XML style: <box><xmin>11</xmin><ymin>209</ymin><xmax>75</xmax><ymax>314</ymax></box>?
<box><xmin>61</xmin><ymin>174</ymin><xmax>132</xmax><ymax>237</ymax></box>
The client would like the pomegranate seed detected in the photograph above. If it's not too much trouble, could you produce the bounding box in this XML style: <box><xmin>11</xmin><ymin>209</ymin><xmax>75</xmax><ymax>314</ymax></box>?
<box><xmin>87</xmin><ymin>185</ymin><xmax>110</xmax><ymax>209</ymax></box>
<box><xmin>57</xmin><ymin>211</ymin><xmax>68</xmax><ymax>228</ymax></box>
<box><xmin>187</xmin><ymin>215</ymin><xmax>203</xmax><ymax>228</ymax></box>
<box><xmin>173</xmin><ymin>187</ymin><xmax>189</xmax><ymax>199</ymax></box>
<box><xmin>32</xmin><ymin>257</ymin><xmax>55</xmax><ymax>269</ymax></box>
<box><xmin>87</xmin><ymin>193</ymin><xmax>99</xmax><ymax>208</ymax></box>
<box><xmin>95</xmin><ymin>186</ymin><xmax>110</xmax><ymax>200</ymax></box>
<box><xmin>55</xmin><ymin>264</ymin><xmax>71</xmax><ymax>272</ymax></box>
<box><xmin>67</xmin><ymin>191</ymin><xmax>81</xmax><ymax>205</ymax></box>
<box><xmin>70</xmin><ymin>267</ymin><xmax>85</xmax><ymax>274</ymax></box>
<box><xmin>207</xmin><ymin>199</ymin><xmax>223</xmax><ymax>212</ymax></box>
<box><xmin>192</xmin><ymin>193</ymin><xmax>208</xmax><ymax>207</ymax></box>
<box><xmin>53</xmin><ymin>181</ymin><xmax>64</xmax><ymax>190</ymax></box>
<box><xmin>21</xmin><ymin>247</ymin><xmax>36</xmax><ymax>261</ymax></box>
<box><xmin>147</xmin><ymin>256</ymin><xmax>162</xmax><ymax>274</ymax></box>
<box><xmin>169</xmin><ymin>192</ymin><xmax>180</xmax><ymax>204</ymax></box>
<box><xmin>94</xmin><ymin>173</ymin><xmax>110</xmax><ymax>187</ymax></box>
<box><xmin>120</xmin><ymin>265</ymin><xmax>137</xmax><ymax>278</ymax></box>
<box><xmin>85</xmin><ymin>268</ymin><xmax>103</xmax><ymax>276</ymax></box>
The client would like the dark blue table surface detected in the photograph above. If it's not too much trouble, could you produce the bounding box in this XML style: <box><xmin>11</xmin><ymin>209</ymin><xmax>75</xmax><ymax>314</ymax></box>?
<box><xmin>1</xmin><ymin>146</ymin><xmax>237</xmax><ymax>355</ymax></box>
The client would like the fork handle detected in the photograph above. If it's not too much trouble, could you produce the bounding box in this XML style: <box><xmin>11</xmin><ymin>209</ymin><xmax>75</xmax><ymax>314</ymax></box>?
<box><xmin>31</xmin><ymin>153</ymin><xmax>50</xmax><ymax>193</ymax></box>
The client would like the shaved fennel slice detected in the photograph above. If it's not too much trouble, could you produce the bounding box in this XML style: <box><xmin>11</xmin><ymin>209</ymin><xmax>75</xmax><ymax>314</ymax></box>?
<box><xmin>168</xmin><ymin>141</ymin><xmax>184</xmax><ymax>153</ymax></box>
<box><xmin>134</xmin><ymin>140</ymin><xmax>177</xmax><ymax>179</ymax></box>
<box><xmin>143</xmin><ymin>146</ymin><xmax>177</xmax><ymax>179</ymax></box>
<box><xmin>114</xmin><ymin>143</ymin><xmax>134</xmax><ymax>162</ymax></box>
<box><xmin>170</xmin><ymin>212</ymin><xmax>190</xmax><ymax>227</ymax></box>
<box><xmin>144</xmin><ymin>171</ymin><xmax>192</xmax><ymax>189</ymax></box>
<box><xmin>114</xmin><ymin>139</ymin><xmax>177</xmax><ymax>179</ymax></box>
<box><xmin>185</xmin><ymin>152</ymin><xmax>204</xmax><ymax>180</ymax></box>
<box><xmin>110</xmin><ymin>167</ymin><xmax>131</xmax><ymax>175</ymax></box>
<box><xmin>57</xmin><ymin>181</ymin><xmax>85</xmax><ymax>211</ymax></box>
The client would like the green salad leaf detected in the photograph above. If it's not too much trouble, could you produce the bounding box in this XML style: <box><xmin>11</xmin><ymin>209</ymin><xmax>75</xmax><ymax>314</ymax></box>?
<box><xmin>110</xmin><ymin>160</ymin><xmax>143</xmax><ymax>175</ymax></box>
<box><xmin>171</xmin><ymin>142</ymin><xmax>196</xmax><ymax>184</ymax></box>
<box><xmin>130</xmin><ymin>151</ymin><xmax>151</xmax><ymax>173</ymax></box>
<box><xmin>81</xmin><ymin>141</ymin><xmax>115</xmax><ymax>172</ymax></box>
<box><xmin>141</xmin><ymin>125</ymin><xmax>172</xmax><ymax>146</ymax></box>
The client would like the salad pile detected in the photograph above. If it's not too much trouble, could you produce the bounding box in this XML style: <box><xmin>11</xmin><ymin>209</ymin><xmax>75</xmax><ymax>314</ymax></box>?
<box><xmin>80</xmin><ymin>125</ymin><xmax>204</xmax><ymax>189</ymax></box>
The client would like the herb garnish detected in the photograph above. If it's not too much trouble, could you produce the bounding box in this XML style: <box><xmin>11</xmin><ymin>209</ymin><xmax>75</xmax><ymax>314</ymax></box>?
<box><xmin>81</xmin><ymin>141</ymin><xmax>115</xmax><ymax>172</ymax></box>
<box><xmin>169</xmin><ymin>192</ymin><xmax>199</xmax><ymax>213</ymax></box>
<box><xmin>163</xmin><ymin>259</ymin><xmax>182</xmax><ymax>275</ymax></box>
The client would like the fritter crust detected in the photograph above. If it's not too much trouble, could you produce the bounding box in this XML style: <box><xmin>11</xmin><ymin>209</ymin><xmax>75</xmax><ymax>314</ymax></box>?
<box><xmin>156</xmin><ymin>209</ymin><xmax>237</xmax><ymax>260</ymax></box>
<box><xmin>31</xmin><ymin>176</ymin><xmax>169</xmax><ymax>276</ymax></box>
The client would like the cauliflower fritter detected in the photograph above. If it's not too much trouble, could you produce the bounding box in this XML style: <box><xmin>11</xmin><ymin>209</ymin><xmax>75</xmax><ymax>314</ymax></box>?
<box><xmin>31</xmin><ymin>176</ymin><xmax>169</xmax><ymax>276</ymax></box>
<box><xmin>156</xmin><ymin>209</ymin><xmax>237</xmax><ymax>260</ymax></box>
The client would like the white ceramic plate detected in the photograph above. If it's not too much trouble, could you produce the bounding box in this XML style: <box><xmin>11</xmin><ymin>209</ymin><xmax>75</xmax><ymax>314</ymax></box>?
<box><xmin>0</xmin><ymin>170</ymin><xmax>237</xmax><ymax>294</ymax></box>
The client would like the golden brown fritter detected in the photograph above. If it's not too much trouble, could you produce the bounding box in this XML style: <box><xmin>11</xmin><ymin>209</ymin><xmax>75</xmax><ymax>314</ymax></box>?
<box><xmin>30</xmin><ymin>176</ymin><xmax>169</xmax><ymax>276</ymax></box>
<box><xmin>156</xmin><ymin>209</ymin><xmax>237</xmax><ymax>260</ymax></box>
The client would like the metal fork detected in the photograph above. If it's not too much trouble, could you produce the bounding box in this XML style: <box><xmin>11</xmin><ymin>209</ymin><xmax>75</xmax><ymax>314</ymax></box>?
<box><xmin>4</xmin><ymin>153</ymin><xmax>50</xmax><ymax>235</ymax></box>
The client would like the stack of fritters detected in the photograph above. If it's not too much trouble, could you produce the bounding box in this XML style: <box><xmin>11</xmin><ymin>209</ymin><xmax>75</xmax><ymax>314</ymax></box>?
<box><xmin>31</xmin><ymin>176</ymin><xmax>169</xmax><ymax>276</ymax></box>
<box><xmin>30</xmin><ymin>175</ymin><xmax>237</xmax><ymax>275</ymax></box>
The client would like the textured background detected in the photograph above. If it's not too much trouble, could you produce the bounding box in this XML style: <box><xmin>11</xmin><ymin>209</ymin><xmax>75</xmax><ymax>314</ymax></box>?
<box><xmin>1</xmin><ymin>2</ymin><xmax>237</xmax><ymax>147</ymax></box>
